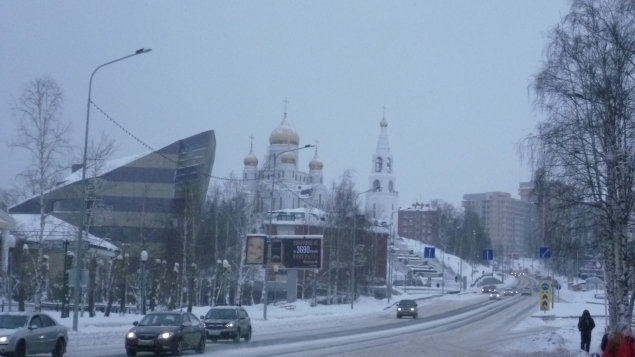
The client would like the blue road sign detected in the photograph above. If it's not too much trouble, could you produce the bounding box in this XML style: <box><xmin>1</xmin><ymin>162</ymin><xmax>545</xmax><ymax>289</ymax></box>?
<box><xmin>482</xmin><ymin>249</ymin><xmax>493</xmax><ymax>261</ymax></box>
<box><xmin>539</xmin><ymin>247</ymin><xmax>551</xmax><ymax>259</ymax></box>
<box><xmin>556</xmin><ymin>284</ymin><xmax>561</xmax><ymax>290</ymax></box>
<box><xmin>541</xmin><ymin>283</ymin><xmax>550</xmax><ymax>291</ymax></box>
<box><xmin>424</xmin><ymin>247</ymin><xmax>435</xmax><ymax>259</ymax></box>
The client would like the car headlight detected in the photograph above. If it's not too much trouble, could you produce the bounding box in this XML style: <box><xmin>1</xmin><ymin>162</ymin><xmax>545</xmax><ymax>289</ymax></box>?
<box><xmin>397</xmin><ymin>308</ymin><xmax>401</xmax><ymax>311</ymax></box>
<box><xmin>410</xmin><ymin>308</ymin><xmax>414</xmax><ymax>311</ymax></box>
<box><xmin>126</xmin><ymin>332</ymin><xmax>136</xmax><ymax>339</ymax></box>
<box><xmin>159</xmin><ymin>332</ymin><xmax>174</xmax><ymax>339</ymax></box>
<box><xmin>225</xmin><ymin>322</ymin><xmax>234</xmax><ymax>328</ymax></box>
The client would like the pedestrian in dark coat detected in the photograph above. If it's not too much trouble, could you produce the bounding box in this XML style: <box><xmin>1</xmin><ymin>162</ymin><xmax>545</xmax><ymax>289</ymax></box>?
<box><xmin>579</xmin><ymin>309</ymin><xmax>596</xmax><ymax>352</ymax></box>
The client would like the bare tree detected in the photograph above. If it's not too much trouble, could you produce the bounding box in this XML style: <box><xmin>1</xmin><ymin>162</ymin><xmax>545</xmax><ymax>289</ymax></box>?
<box><xmin>524</xmin><ymin>0</ymin><xmax>635</xmax><ymax>326</ymax></box>
<box><xmin>10</xmin><ymin>76</ymin><xmax>72</xmax><ymax>310</ymax></box>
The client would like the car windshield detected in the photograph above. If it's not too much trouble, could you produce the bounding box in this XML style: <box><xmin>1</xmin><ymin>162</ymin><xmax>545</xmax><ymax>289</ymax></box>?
<box><xmin>206</xmin><ymin>309</ymin><xmax>237</xmax><ymax>319</ymax></box>
<box><xmin>399</xmin><ymin>300</ymin><xmax>416</xmax><ymax>306</ymax></box>
<box><xmin>139</xmin><ymin>314</ymin><xmax>181</xmax><ymax>327</ymax></box>
<box><xmin>0</xmin><ymin>315</ymin><xmax>28</xmax><ymax>329</ymax></box>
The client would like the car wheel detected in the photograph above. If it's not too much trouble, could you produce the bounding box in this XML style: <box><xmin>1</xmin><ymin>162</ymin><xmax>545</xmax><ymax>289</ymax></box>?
<box><xmin>171</xmin><ymin>339</ymin><xmax>183</xmax><ymax>356</ymax></box>
<box><xmin>52</xmin><ymin>338</ymin><xmax>65</xmax><ymax>357</ymax></box>
<box><xmin>15</xmin><ymin>340</ymin><xmax>27</xmax><ymax>357</ymax></box>
<box><xmin>233</xmin><ymin>329</ymin><xmax>241</xmax><ymax>343</ymax></box>
<box><xmin>244</xmin><ymin>327</ymin><xmax>252</xmax><ymax>342</ymax></box>
<box><xmin>195</xmin><ymin>336</ymin><xmax>206</xmax><ymax>354</ymax></box>
<box><xmin>126</xmin><ymin>348</ymin><xmax>137</xmax><ymax>357</ymax></box>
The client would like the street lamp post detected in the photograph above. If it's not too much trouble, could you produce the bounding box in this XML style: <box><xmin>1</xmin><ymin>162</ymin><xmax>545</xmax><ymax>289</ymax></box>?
<box><xmin>273</xmin><ymin>264</ymin><xmax>279</xmax><ymax>305</ymax></box>
<box><xmin>350</xmin><ymin>188</ymin><xmax>374</xmax><ymax>310</ymax></box>
<box><xmin>263</xmin><ymin>144</ymin><xmax>313</xmax><ymax>320</ymax></box>
<box><xmin>140</xmin><ymin>251</ymin><xmax>148</xmax><ymax>315</ymax></box>
<box><xmin>387</xmin><ymin>207</ymin><xmax>401</xmax><ymax>304</ymax></box>
<box><xmin>6</xmin><ymin>234</ymin><xmax>15</xmax><ymax>312</ymax></box>
<box><xmin>222</xmin><ymin>260</ymin><xmax>229</xmax><ymax>305</ymax></box>
<box><xmin>73</xmin><ymin>48</ymin><xmax>151</xmax><ymax>331</ymax></box>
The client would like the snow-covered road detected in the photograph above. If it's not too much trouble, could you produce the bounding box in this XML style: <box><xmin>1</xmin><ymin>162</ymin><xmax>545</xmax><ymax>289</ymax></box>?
<box><xmin>60</xmin><ymin>292</ymin><xmax>543</xmax><ymax>357</ymax></box>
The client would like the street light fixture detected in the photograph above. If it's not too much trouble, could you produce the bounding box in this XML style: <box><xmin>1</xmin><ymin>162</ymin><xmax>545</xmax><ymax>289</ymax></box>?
<box><xmin>350</xmin><ymin>188</ymin><xmax>375</xmax><ymax>310</ymax></box>
<box><xmin>140</xmin><ymin>251</ymin><xmax>148</xmax><ymax>315</ymax></box>
<box><xmin>73</xmin><ymin>48</ymin><xmax>151</xmax><ymax>332</ymax></box>
<box><xmin>6</xmin><ymin>234</ymin><xmax>15</xmax><ymax>312</ymax></box>
<box><xmin>263</xmin><ymin>144</ymin><xmax>313</xmax><ymax>320</ymax></box>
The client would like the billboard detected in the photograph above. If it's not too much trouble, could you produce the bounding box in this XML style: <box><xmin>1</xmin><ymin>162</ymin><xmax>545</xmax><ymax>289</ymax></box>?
<box><xmin>273</xmin><ymin>235</ymin><xmax>323</xmax><ymax>270</ymax></box>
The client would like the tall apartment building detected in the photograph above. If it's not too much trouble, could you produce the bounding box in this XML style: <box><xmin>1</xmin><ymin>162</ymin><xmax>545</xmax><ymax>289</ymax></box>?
<box><xmin>397</xmin><ymin>203</ymin><xmax>439</xmax><ymax>246</ymax></box>
<box><xmin>462</xmin><ymin>186</ymin><xmax>534</xmax><ymax>256</ymax></box>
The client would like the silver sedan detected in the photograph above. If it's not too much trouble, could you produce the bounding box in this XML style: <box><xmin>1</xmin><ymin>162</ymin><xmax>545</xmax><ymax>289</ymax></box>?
<box><xmin>0</xmin><ymin>312</ymin><xmax>68</xmax><ymax>357</ymax></box>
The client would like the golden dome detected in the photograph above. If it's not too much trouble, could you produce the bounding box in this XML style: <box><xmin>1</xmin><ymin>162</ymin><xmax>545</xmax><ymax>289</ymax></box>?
<box><xmin>309</xmin><ymin>151</ymin><xmax>323</xmax><ymax>170</ymax></box>
<box><xmin>280</xmin><ymin>151</ymin><xmax>296</xmax><ymax>164</ymax></box>
<box><xmin>269</xmin><ymin>114</ymin><xmax>300</xmax><ymax>145</ymax></box>
<box><xmin>243</xmin><ymin>149</ymin><xmax>258</xmax><ymax>167</ymax></box>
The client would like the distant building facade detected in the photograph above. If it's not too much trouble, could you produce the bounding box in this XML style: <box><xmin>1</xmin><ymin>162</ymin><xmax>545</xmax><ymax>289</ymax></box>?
<box><xmin>397</xmin><ymin>203</ymin><xmax>439</xmax><ymax>246</ymax></box>
<box><xmin>462</xmin><ymin>186</ymin><xmax>534</xmax><ymax>256</ymax></box>
<box><xmin>9</xmin><ymin>130</ymin><xmax>216</xmax><ymax>244</ymax></box>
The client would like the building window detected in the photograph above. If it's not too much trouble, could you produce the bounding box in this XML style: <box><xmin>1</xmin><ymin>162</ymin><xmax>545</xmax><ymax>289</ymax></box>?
<box><xmin>373</xmin><ymin>204</ymin><xmax>376</xmax><ymax>218</ymax></box>
<box><xmin>389</xmin><ymin>181</ymin><xmax>394</xmax><ymax>192</ymax></box>
<box><xmin>279</xmin><ymin>197</ymin><xmax>282</xmax><ymax>210</ymax></box>
<box><xmin>387</xmin><ymin>158</ymin><xmax>392</xmax><ymax>172</ymax></box>
<box><xmin>375</xmin><ymin>157</ymin><xmax>382</xmax><ymax>172</ymax></box>
<box><xmin>373</xmin><ymin>180</ymin><xmax>381</xmax><ymax>192</ymax></box>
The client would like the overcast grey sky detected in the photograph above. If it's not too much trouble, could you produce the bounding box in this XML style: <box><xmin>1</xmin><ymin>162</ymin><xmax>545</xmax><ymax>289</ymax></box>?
<box><xmin>0</xmin><ymin>1</ymin><xmax>569</xmax><ymax>206</ymax></box>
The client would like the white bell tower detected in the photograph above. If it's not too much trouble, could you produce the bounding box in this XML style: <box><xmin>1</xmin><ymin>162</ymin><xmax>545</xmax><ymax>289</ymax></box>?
<box><xmin>365</xmin><ymin>109</ymin><xmax>398</xmax><ymax>224</ymax></box>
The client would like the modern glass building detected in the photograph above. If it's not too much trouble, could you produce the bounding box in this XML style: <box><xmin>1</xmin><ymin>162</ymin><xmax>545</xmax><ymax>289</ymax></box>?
<box><xmin>9</xmin><ymin>130</ymin><xmax>216</xmax><ymax>244</ymax></box>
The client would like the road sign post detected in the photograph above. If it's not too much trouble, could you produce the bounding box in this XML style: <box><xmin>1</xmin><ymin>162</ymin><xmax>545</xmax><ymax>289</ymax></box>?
<box><xmin>424</xmin><ymin>247</ymin><xmax>435</xmax><ymax>259</ymax></box>
<box><xmin>539</xmin><ymin>247</ymin><xmax>550</xmax><ymax>259</ymax></box>
<box><xmin>540</xmin><ymin>282</ymin><xmax>551</xmax><ymax>312</ymax></box>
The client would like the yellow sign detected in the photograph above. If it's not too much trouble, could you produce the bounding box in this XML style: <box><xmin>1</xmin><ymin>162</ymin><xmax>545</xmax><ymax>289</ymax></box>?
<box><xmin>540</xmin><ymin>282</ymin><xmax>551</xmax><ymax>311</ymax></box>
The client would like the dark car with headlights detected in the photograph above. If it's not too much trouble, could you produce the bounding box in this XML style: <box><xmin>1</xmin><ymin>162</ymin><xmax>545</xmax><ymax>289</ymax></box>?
<box><xmin>202</xmin><ymin>306</ymin><xmax>252</xmax><ymax>343</ymax></box>
<box><xmin>0</xmin><ymin>312</ymin><xmax>67</xmax><ymax>357</ymax></box>
<box><xmin>396</xmin><ymin>299</ymin><xmax>418</xmax><ymax>319</ymax></box>
<box><xmin>489</xmin><ymin>289</ymin><xmax>501</xmax><ymax>300</ymax></box>
<box><xmin>125</xmin><ymin>311</ymin><xmax>205</xmax><ymax>356</ymax></box>
<box><xmin>481</xmin><ymin>285</ymin><xmax>496</xmax><ymax>293</ymax></box>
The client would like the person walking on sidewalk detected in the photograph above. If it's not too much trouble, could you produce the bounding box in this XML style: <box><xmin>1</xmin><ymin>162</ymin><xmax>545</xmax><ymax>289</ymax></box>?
<box><xmin>602</xmin><ymin>321</ymin><xmax>635</xmax><ymax>357</ymax></box>
<box><xmin>579</xmin><ymin>309</ymin><xmax>596</xmax><ymax>352</ymax></box>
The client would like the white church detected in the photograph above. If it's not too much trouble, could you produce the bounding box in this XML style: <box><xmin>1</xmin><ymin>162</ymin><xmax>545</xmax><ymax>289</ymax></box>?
<box><xmin>241</xmin><ymin>108</ymin><xmax>398</xmax><ymax>225</ymax></box>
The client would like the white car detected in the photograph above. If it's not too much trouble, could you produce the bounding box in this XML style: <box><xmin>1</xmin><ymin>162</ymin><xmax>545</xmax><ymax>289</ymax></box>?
<box><xmin>489</xmin><ymin>290</ymin><xmax>501</xmax><ymax>300</ymax></box>
<box><xmin>0</xmin><ymin>312</ymin><xmax>68</xmax><ymax>357</ymax></box>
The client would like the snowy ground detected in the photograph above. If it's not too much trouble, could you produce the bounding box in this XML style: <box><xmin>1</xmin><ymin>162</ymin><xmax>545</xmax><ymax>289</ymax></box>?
<box><xmin>52</xmin><ymin>254</ymin><xmax>610</xmax><ymax>357</ymax></box>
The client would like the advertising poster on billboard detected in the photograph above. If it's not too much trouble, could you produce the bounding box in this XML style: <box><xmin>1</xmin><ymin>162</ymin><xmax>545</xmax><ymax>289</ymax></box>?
<box><xmin>245</xmin><ymin>234</ymin><xmax>267</xmax><ymax>265</ymax></box>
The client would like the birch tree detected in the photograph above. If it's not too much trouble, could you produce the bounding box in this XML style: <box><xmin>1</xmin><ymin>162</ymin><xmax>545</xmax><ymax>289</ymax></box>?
<box><xmin>526</xmin><ymin>0</ymin><xmax>635</xmax><ymax>327</ymax></box>
<box><xmin>10</xmin><ymin>77</ymin><xmax>72</xmax><ymax>310</ymax></box>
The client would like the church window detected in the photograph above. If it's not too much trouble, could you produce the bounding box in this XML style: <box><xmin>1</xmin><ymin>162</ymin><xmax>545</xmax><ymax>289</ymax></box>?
<box><xmin>387</xmin><ymin>158</ymin><xmax>392</xmax><ymax>172</ymax></box>
<box><xmin>279</xmin><ymin>197</ymin><xmax>282</xmax><ymax>210</ymax></box>
<box><xmin>389</xmin><ymin>181</ymin><xmax>394</xmax><ymax>192</ymax></box>
<box><xmin>244</xmin><ymin>173</ymin><xmax>247</xmax><ymax>179</ymax></box>
<box><xmin>373</xmin><ymin>180</ymin><xmax>381</xmax><ymax>192</ymax></box>
<box><xmin>373</xmin><ymin>204</ymin><xmax>376</xmax><ymax>218</ymax></box>
<box><xmin>375</xmin><ymin>157</ymin><xmax>382</xmax><ymax>172</ymax></box>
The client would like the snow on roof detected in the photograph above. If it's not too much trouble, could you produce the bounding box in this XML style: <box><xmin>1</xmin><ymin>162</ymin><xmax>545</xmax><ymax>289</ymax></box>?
<box><xmin>10</xmin><ymin>214</ymin><xmax>119</xmax><ymax>252</ymax></box>
<box><xmin>10</xmin><ymin>151</ymin><xmax>151</xmax><ymax>211</ymax></box>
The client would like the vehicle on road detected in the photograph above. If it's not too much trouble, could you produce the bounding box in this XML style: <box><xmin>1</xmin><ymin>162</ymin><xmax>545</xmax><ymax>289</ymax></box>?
<box><xmin>202</xmin><ymin>306</ymin><xmax>252</xmax><ymax>343</ymax></box>
<box><xmin>521</xmin><ymin>288</ymin><xmax>533</xmax><ymax>296</ymax></box>
<box><xmin>396</xmin><ymin>299</ymin><xmax>418</xmax><ymax>319</ymax></box>
<box><xmin>489</xmin><ymin>290</ymin><xmax>501</xmax><ymax>300</ymax></box>
<box><xmin>0</xmin><ymin>312</ymin><xmax>68</xmax><ymax>357</ymax></box>
<box><xmin>503</xmin><ymin>288</ymin><xmax>515</xmax><ymax>296</ymax></box>
<box><xmin>481</xmin><ymin>285</ymin><xmax>496</xmax><ymax>293</ymax></box>
<box><xmin>125</xmin><ymin>311</ymin><xmax>205</xmax><ymax>356</ymax></box>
